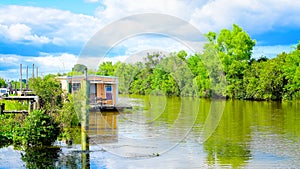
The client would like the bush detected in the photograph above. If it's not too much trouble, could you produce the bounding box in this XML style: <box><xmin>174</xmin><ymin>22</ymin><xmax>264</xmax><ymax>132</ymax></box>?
<box><xmin>0</xmin><ymin>114</ymin><xmax>23</xmax><ymax>148</ymax></box>
<box><xmin>13</xmin><ymin>110</ymin><xmax>60</xmax><ymax>148</ymax></box>
<box><xmin>54</xmin><ymin>94</ymin><xmax>80</xmax><ymax>141</ymax></box>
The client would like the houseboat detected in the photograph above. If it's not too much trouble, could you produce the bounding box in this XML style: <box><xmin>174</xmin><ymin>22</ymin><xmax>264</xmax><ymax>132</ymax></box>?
<box><xmin>58</xmin><ymin>75</ymin><xmax>118</xmax><ymax>110</ymax></box>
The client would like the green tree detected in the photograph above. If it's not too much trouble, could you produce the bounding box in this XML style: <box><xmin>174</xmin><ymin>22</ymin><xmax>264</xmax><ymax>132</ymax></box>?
<box><xmin>200</xmin><ymin>43</ymin><xmax>226</xmax><ymax>97</ymax></box>
<box><xmin>177</xmin><ymin>50</ymin><xmax>188</xmax><ymax>61</ymax></box>
<box><xmin>10</xmin><ymin>80</ymin><xmax>25</xmax><ymax>91</ymax></box>
<box><xmin>72</xmin><ymin>64</ymin><xmax>87</xmax><ymax>74</ymax></box>
<box><xmin>29</xmin><ymin>75</ymin><xmax>63</xmax><ymax>112</ymax></box>
<box><xmin>187</xmin><ymin>53</ymin><xmax>218</xmax><ymax>97</ymax></box>
<box><xmin>97</xmin><ymin>61</ymin><xmax>115</xmax><ymax>76</ymax></box>
<box><xmin>283</xmin><ymin>45</ymin><xmax>300</xmax><ymax>99</ymax></box>
<box><xmin>244</xmin><ymin>54</ymin><xmax>286</xmax><ymax>100</ymax></box>
<box><xmin>55</xmin><ymin>94</ymin><xmax>80</xmax><ymax>141</ymax></box>
<box><xmin>13</xmin><ymin>110</ymin><xmax>60</xmax><ymax>148</ymax></box>
<box><xmin>205</xmin><ymin>24</ymin><xmax>256</xmax><ymax>98</ymax></box>
<box><xmin>0</xmin><ymin>77</ymin><xmax>6</xmax><ymax>88</ymax></box>
<box><xmin>114</xmin><ymin>62</ymin><xmax>140</xmax><ymax>94</ymax></box>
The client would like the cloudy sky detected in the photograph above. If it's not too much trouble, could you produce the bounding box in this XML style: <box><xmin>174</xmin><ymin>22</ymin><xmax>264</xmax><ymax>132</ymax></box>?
<box><xmin>0</xmin><ymin>0</ymin><xmax>300</xmax><ymax>80</ymax></box>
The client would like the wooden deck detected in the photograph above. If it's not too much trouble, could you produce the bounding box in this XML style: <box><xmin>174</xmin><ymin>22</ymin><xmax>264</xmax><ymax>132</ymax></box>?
<box><xmin>1</xmin><ymin>96</ymin><xmax>39</xmax><ymax>114</ymax></box>
<box><xmin>2</xmin><ymin>96</ymin><xmax>38</xmax><ymax>101</ymax></box>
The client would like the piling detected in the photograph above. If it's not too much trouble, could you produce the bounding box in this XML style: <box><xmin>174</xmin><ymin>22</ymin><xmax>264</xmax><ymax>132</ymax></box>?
<box><xmin>28</xmin><ymin>100</ymin><xmax>31</xmax><ymax>113</ymax></box>
<box><xmin>81</xmin><ymin>68</ymin><xmax>90</xmax><ymax>151</ymax></box>
<box><xmin>81</xmin><ymin>152</ymin><xmax>90</xmax><ymax>169</ymax></box>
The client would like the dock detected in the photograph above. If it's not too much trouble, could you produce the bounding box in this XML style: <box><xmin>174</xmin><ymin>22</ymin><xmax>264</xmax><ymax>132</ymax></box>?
<box><xmin>90</xmin><ymin>104</ymin><xmax>132</xmax><ymax>112</ymax></box>
<box><xmin>0</xmin><ymin>96</ymin><xmax>39</xmax><ymax>114</ymax></box>
<box><xmin>2</xmin><ymin>110</ymin><xmax>28</xmax><ymax>114</ymax></box>
<box><xmin>2</xmin><ymin>96</ymin><xmax>38</xmax><ymax>101</ymax></box>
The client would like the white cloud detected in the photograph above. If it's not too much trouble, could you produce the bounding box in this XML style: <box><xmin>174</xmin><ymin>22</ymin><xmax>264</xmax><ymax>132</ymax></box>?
<box><xmin>0</xmin><ymin>53</ymin><xmax>77</xmax><ymax>79</ymax></box>
<box><xmin>95</xmin><ymin>0</ymin><xmax>202</xmax><ymax>22</ymax></box>
<box><xmin>118</xmin><ymin>35</ymin><xmax>195</xmax><ymax>55</ymax></box>
<box><xmin>29</xmin><ymin>53</ymin><xmax>77</xmax><ymax>75</ymax></box>
<box><xmin>5</xmin><ymin>23</ymin><xmax>31</xmax><ymax>40</ymax></box>
<box><xmin>190</xmin><ymin>0</ymin><xmax>300</xmax><ymax>34</ymax></box>
<box><xmin>1</xmin><ymin>0</ymin><xmax>300</xmax><ymax>79</ymax></box>
<box><xmin>1</xmin><ymin>1</ymin><xmax>299</xmax><ymax>47</ymax></box>
<box><xmin>0</xmin><ymin>55</ymin><xmax>19</xmax><ymax>63</ymax></box>
<box><xmin>0</xmin><ymin>23</ymin><xmax>50</xmax><ymax>44</ymax></box>
<box><xmin>0</xmin><ymin>5</ymin><xmax>102</xmax><ymax>45</ymax></box>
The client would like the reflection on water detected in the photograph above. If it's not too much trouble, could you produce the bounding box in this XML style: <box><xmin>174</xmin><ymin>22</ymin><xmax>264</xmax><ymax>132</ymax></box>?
<box><xmin>21</xmin><ymin>147</ymin><xmax>61</xmax><ymax>169</ymax></box>
<box><xmin>1</xmin><ymin>95</ymin><xmax>300</xmax><ymax>168</ymax></box>
<box><xmin>88</xmin><ymin>112</ymin><xmax>118</xmax><ymax>144</ymax></box>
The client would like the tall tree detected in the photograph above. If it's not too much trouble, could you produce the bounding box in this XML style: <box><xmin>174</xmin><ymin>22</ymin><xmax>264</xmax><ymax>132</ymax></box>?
<box><xmin>97</xmin><ymin>62</ymin><xmax>115</xmax><ymax>76</ymax></box>
<box><xmin>283</xmin><ymin>45</ymin><xmax>300</xmax><ymax>99</ymax></box>
<box><xmin>205</xmin><ymin>24</ymin><xmax>256</xmax><ymax>98</ymax></box>
<box><xmin>72</xmin><ymin>64</ymin><xmax>87</xmax><ymax>74</ymax></box>
<box><xmin>0</xmin><ymin>78</ymin><xmax>6</xmax><ymax>88</ymax></box>
<box><xmin>29</xmin><ymin>75</ymin><xmax>62</xmax><ymax>113</ymax></box>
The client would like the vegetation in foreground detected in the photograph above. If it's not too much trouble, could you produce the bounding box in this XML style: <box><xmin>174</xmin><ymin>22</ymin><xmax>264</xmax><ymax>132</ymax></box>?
<box><xmin>0</xmin><ymin>75</ymin><xmax>80</xmax><ymax>150</ymax></box>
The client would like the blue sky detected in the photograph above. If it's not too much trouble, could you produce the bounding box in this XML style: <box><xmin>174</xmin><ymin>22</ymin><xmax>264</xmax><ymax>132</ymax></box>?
<box><xmin>0</xmin><ymin>0</ymin><xmax>300</xmax><ymax>79</ymax></box>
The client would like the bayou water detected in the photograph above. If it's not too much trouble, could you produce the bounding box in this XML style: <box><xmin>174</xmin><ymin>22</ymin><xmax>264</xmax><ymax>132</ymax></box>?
<box><xmin>0</xmin><ymin>95</ymin><xmax>300</xmax><ymax>168</ymax></box>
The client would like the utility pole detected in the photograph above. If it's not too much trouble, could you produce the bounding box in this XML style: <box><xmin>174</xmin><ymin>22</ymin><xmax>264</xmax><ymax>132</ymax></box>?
<box><xmin>36</xmin><ymin>67</ymin><xmax>38</xmax><ymax>78</ymax></box>
<box><xmin>20</xmin><ymin>64</ymin><xmax>22</xmax><ymax>95</ymax></box>
<box><xmin>32</xmin><ymin>64</ymin><xmax>35</xmax><ymax>78</ymax></box>
<box><xmin>26</xmin><ymin>65</ymin><xmax>29</xmax><ymax>90</ymax></box>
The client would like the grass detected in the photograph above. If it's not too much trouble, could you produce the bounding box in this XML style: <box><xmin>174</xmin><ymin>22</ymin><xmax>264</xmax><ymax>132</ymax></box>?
<box><xmin>0</xmin><ymin>100</ymin><xmax>28</xmax><ymax>110</ymax></box>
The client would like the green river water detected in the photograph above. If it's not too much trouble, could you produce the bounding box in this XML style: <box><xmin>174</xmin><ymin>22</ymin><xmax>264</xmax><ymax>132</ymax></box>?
<box><xmin>0</xmin><ymin>94</ymin><xmax>300</xmax><ymax>168</ymax></box>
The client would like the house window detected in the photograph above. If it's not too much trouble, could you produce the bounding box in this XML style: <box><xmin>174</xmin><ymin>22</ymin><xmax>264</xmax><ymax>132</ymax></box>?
<box><xmin>105</xmin><ymin>85</ymin><xmax>112</xmax><ymax>100</ymax></box>
<box><xmin>71</xmin><ymin>83</ymin><xmax>81</xmax><ymax>92</ymax></box>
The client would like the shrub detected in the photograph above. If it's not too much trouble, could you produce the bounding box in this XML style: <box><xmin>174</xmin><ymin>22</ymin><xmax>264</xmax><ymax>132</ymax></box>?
<box><xmin>13</xmin><ymin>110</ymin><xmax>60</xmax><ymax>148</ymax></box>
<box><xmin>0</xmin><ymin>114</ymin><xmax>22</xmax><ymax>148</ymax></box>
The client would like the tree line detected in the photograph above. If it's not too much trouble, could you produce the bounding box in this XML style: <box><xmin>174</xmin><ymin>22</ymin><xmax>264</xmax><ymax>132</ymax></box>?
<box><xmin>68</xmin><ymin>24</ymin><xmax>299</xmax><ymax>101</ymax></box>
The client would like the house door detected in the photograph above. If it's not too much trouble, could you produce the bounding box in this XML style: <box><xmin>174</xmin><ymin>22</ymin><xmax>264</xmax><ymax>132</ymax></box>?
<box><xmin>90</xmin><ymin>84</ymin><xmax>96</xmax><ymax>103</ymax></box>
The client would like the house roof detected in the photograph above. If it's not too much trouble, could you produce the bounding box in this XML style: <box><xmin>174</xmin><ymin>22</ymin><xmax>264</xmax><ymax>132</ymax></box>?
<box><xmin>57</xmin><ymin>75</ymin><xmax>118</xmax><ymax>84</ymax></box>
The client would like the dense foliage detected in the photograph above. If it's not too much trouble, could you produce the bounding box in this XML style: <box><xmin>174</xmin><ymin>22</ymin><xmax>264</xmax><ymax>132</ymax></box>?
<box><xmin>0</xmin><ymin>114</ymin><xmax>23</xmax><ymax>148</ymax></box>
<box><xmin>0</xmin><ymin>75</ymin><xmax>79</xmax><ymax>150</ymax></box>
<box><xmin>0</xmin><ymin>78</ymin><xmax>6</xmax><ymax>88</ymax></box>
<box><xmin>13</xmin><ymin>110</ymin><xmax>60</xmax><ymax>148</ymax></box>
<box><xmin>28</xmin><ymin>75</ymin><xmax>80</xmax><ymax>141</ymax></box>
<box><xmin>29</xmin><ymin>74</ymin><xmax>63</xmax><ymax>112</ymax></box>
<box><xmin>95</xmin><ymin>25</ymin><xmax>300</xmax><ymax>101</ymax></box>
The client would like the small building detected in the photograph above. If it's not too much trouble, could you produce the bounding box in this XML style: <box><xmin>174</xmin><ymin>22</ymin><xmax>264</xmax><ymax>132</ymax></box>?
<box><xmin>58</xmin><ymin>75</ymin><xmax>118</xmax><ymax>107</ymax></box>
